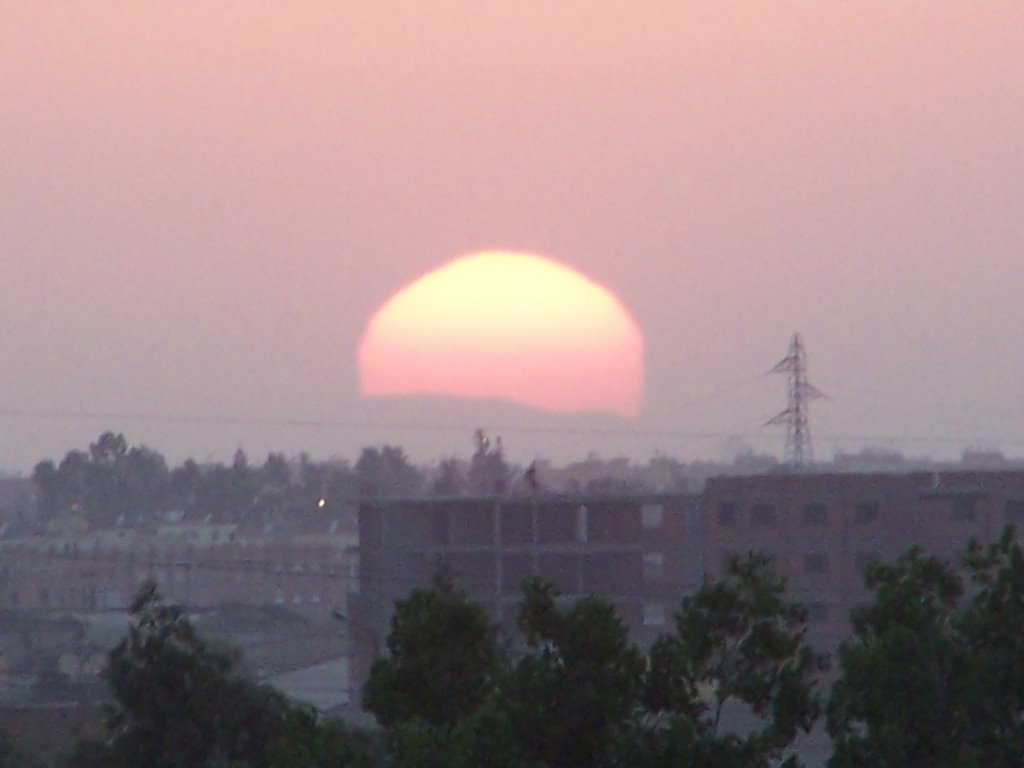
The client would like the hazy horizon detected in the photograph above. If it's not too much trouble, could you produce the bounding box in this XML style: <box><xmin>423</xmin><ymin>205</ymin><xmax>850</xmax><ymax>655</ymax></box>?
<box><xmin>4</xmin><ymin>3</ymin><xmax>1024</xmax><ymax>473</ymax></box>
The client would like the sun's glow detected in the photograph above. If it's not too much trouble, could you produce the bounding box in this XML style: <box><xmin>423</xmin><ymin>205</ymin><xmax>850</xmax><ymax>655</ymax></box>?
<box><xmin>358</xmin><ymin>251</ymin><xmax>644</xmax><ymax>417</ymax></box>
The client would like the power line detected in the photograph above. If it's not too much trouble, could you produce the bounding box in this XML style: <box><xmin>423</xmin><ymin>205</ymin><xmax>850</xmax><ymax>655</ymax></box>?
<box><xmin>4</xmin><ymin>378</ymin><xmax>1024</xmax><ymax>458</ymax></box>
<box><xmin>5</xmin><ymin>405</ymin><xmax>1020</xmax><ymax>448</ymax></box>
<box><xmin>0</xmin><ymin>405</ymin><xmax>797</xmax><ymax>444</ymax></box>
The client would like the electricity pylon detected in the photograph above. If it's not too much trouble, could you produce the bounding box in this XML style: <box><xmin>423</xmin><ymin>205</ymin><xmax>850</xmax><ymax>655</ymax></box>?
<box><xmin>766</xmin><ymin>333</ymin><xmax>824</xmax><ymax>467</ymax></box>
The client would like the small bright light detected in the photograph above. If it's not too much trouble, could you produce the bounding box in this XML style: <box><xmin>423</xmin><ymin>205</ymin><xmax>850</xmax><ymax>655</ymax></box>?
<box><xmin>317</xmin><ymin>498</ymin><xmax>326</xmax><ymax>509</ymax></box>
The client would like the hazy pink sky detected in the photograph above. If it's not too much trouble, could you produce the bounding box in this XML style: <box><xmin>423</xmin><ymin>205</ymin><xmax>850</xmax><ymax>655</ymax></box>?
<box><xmin>3</xmin><ymin>2</ymin><xmax>1023</xmax><ymax>471</ymax></box>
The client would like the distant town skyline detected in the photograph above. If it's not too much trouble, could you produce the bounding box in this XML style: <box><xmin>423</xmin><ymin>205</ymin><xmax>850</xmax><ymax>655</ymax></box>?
<box><xmin>3</xmin><ymin>3</ymin><xmax>1024</xmax><ymax>472</ymax></box>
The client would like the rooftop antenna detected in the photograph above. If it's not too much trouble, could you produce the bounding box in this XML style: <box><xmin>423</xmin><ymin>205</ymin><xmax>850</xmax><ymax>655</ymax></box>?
<box><xmin>766</xmin><ymin>333</ymin><xmax>824</xmax><ymax>468</ymax></box>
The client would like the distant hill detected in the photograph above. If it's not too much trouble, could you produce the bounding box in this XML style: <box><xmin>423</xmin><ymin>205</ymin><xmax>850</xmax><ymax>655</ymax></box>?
<box><xmin>350</xmin><ymin>394</ymin><xmax>638</xmax><ymax>463</ymax></box>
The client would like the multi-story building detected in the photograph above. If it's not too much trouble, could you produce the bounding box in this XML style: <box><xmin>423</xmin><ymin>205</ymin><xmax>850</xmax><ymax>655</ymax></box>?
<box><xmin>702</xmin><ymin>470</ymin><xmax>1024</xmax><ymax>650</ymax></box>
<box><xmin>0</xmin><ymin>516</ymin><xmax>357</xmax><ymax>615</ymax></box>
<box><xmin>350</xmin><ymin>493</ymin><xmax>702</xmax><ymax>699</ymax></box>
<box><xmin>352</xmin><ymin>470</ymin><xmax>1024</xmax><ymax>704</ymax></box>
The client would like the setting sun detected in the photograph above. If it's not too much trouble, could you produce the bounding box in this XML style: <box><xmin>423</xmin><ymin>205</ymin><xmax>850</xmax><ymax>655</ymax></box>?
<box><xmin>358</xmin><ymin>251</ymin><xmax>644</xmax><ymax>417</ymax></box>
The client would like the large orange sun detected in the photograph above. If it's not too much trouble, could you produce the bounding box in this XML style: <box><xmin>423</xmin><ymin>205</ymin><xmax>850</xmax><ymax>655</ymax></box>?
<box><xmin>357</xmin><ymin>251</ymin><xmax>644</xmax><ymax>417</ymax></box>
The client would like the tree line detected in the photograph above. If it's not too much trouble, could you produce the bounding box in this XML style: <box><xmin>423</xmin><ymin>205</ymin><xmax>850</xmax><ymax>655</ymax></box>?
<box><xmin>23</xmin><ymin>431</ymin><xmax>697</xmax><ymax>533</ymax></box>
<box><xmin>28</xmin><ymin>432</ymin><xmax>514</xmax><ymax>531</ymax></box>
<box><xmin>4</xmin><ymin>528</ymin><xmax>1023</xmax><ymax>767</ymax></box>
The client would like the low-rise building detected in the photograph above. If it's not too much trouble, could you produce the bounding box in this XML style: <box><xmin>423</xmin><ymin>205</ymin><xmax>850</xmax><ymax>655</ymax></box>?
<box><xmin>0</xmin><ymin>518</ymin><xmax>355</xmax><ymax>616</ymax></box>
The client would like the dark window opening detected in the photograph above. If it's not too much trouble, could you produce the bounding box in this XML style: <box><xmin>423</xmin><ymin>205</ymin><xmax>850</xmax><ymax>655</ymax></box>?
<box><xmin>854</xmin><ymin>502</ymin><xmax>879</xmax><ymax>524</ymax></box>
<box><xmin>717</xmin><ymin>503</ymin><xmax>738</xmax><ymax>527</ymax></box>
<box><xmin>952</xmin><ymin>496</ymin><xmax>978</xmax><ymax>522</ymax></box>
<box><xmin>751</xmin><ymin>503</ymin><xmax>777</xmax><ymax>526</ymax></box>
<box><xmin>804</xmin><ymin>552</ymin><xmax>829</xmax><ymax>574</ymax></box>
<box><xmin>720</xmin><ymin>551</ymin><xmax>739</xmax><ymax>573</ymax></box>
<box><xmin>807</xmin><ymin>601</ymin><xmax>830</xmax><ymax>622</ymax></box>
<box><xmin>856</xmin><ymin>551</ymin><xmax>880</xmax><ymax>574</ymax></box>
<box><xmin>1006</xmin><ymin>499</ymin><xmax>1024</xmax><ymax>525</ymax></box>
<box><xmin>801</xmin><ymin>502</ymin><xmax>827</xmax><ymax>525</ymax></box>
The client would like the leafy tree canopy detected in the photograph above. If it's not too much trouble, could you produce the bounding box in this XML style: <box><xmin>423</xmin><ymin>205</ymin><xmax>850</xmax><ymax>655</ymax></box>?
<box><xmin>504</xmin><ymin>577</ymin><xmax>645</xmax><ymax>768</ymax></box>
<box><xmin>468</xmin><ymin>429</ymin><xmax>510</xmax><ymax>495</ymax></box>
<box><xmin>365</xmin><ymin>558</ymin><xmax>823</xmax><ymax>768</ymax></box>
<box><xmin>362</xmin><ymin>571</ymin><xmax>500</xmax><ymax>729</ymax></box>
<box><xmin>355</xmin><ymin>445</ymin><xmax>421</xmax><ymax>498</ymax></box>
<box><xmin>828</xmin><ymin>526</ymin><xmax>1024</xmax><ymax>768</ymax></box>
<box><xmin>70</xmin><ymin>583</ymin><xmax>288</xmax><ymax>768</ymax></box>
<box><xmin>71</xmin><ymin>584</ymin><xmax>370</xmax><ymax>768</ymax></box>
<box><xmin>630</xmin><ymin>552</ymin><xmax>827</xmax><ymax>768</ymax></box>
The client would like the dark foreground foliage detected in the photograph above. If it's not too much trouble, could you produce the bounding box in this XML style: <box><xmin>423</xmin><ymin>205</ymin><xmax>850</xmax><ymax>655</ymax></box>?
<box><xmin>39</xmin><ymin>528</ymin><xmax>1024</xmax><ymax>768</ymax></box>
<box><xmin>828</xmin><ymin>526</ymin><xmax>1024</xmax><ymax>768</ymax></box>
<box><xmin>365</xmin><ymin>555</ymin><xmax>824</xmax><ymax>768</ymax></box>
<box><xmin>68</xmin><ymin>583</ymin><xmax>375</xmax><ymax>768</ymax></box>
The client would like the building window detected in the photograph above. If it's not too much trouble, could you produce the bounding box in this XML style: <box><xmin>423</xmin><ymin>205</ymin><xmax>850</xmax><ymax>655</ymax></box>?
<box><xmin>751</xmin><ymin>503</ymin><xmax>777</xmax><ymax>526</ymax></box>
<box><xmin>1006</xmin><ymin>500</ymin><xmax>1024</xmax><ymax>524</ymax></box>
<box><xmin>801</xmin><ymin>503</ymin><xmax>827</xmax><ymax>525</ymax></box>
<box><xmin>641</xmin><ymin>504</ymin><xmax>664</xmax><ymax>530</ymax></box>
<box><xmin>855</xmin><ymin>551</ymin><xmax>880</xmax><ymax>574</ymax></box>
<box><xmin>720</xmin><ymin>551</ymin><xmax>739</xmax><ymax>572</ymax></box>
<box><xmin>803</xmin><ymin>552</ymin><xmax>829</xmax><ymax>574</ymax></box>
<box><xmin>643</xmin><ymin>601</ymin><xmax>667</xmax><ymax>627</ymax></box>
<box><xmin>952</xmin><ymin>496</ymin><xmax>978</xmax><ymax>522</ymax></box>
<box><xmin>854</xmin><ymin>502</ymin><xmax>879</xmax><ymax>524</ymax></box>
<box><xmin>717</xmin><ymin>503</ymin><xmax>738</xmax><ymax>527</ymax></box>
<box><xmin>576</xmin><ymin>505</ymin><xmax>589</xmax><ymax>543</ymax></box>
<box><xmin>807</xmin><ymin>601</ymin><xmax>830</xmax><ymax>622</ymax></box>
<box><xmin>643</xmin><ymin>552</ymin><xmax>665</xmax><ymax>580</ymax></box>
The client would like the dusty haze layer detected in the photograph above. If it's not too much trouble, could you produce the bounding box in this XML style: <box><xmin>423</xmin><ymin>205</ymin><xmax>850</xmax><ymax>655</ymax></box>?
<box><xmin>2</xmin><ymin>3</ymin><xmax>1024</xmax><ymax>470</ymax></box>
